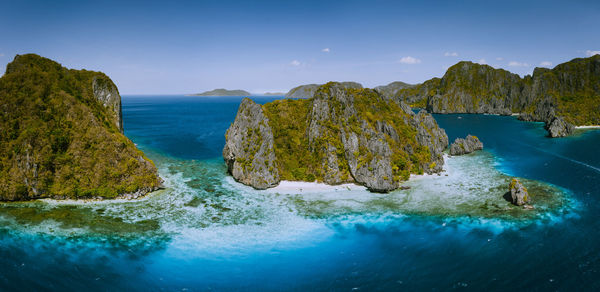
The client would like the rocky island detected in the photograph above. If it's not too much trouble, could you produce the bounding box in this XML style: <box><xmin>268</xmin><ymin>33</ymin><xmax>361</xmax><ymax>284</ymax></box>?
<box><xmin>395</xmin><ymin>55</ymin><xmax>600</xmax><ymax>137</ymax></box>
<box><xmin>509</xmin><ymin>178</ymin><xmax>530</xmax><ymax>206</ymax></box>
<box><xmin>449</xmin><ymin>135</ymin><xmax>483</xmax><ymax>156</ymax></box>
<box><xmin>224</xmin><ymin>82</ymin><xmax>448</xmax><ymax>192</ymax></box>
<box><xmin>191</xmin><ymin>88</ymin><xmax>251</xmax><ymax>96</ymax></box>
<box><xmin>0</xmin><ymin>54</ymin><xmax>161</xmax><ymax>201</ymax></box>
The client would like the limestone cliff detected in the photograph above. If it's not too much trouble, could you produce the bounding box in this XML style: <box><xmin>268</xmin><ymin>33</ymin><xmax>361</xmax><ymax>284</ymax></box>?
<box><xmin>449</xmin><ymin>135</ymin><xmax>483</xmax><ymax>156</ymax></box>
<box><xmin>395</xmin><ymin>55</ymin><xmax>600</xmax><ymax>137</ymax></box>
<box><xmin>0</xmin><ymin>54</ymin><xmax>161</xmax><ymax>201</ymax></box>
<box><xmin>224</xmin><ymin>82</ymin><xmax>448</xmax><ymax>192</ymax></box>
<box><xmin>223</xmin><ymin>98</ymin><xmax>279</xmax><ymax>189</ymax></box>
<box><xmin>92</xmin><ymin>75</ymin><xmax>123</xmax><ymax>132</ymax></box>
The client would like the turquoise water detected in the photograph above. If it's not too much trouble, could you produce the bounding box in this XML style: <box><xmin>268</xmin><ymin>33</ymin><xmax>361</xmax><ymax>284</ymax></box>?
<box><xmin>1</xmin><ymin>95</ymin><xmax>599</xmax><ymax>290</ymax></box>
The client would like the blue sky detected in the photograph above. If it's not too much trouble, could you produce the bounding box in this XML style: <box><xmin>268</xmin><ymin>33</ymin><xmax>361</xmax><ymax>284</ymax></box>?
<box><xmin>0</xmin><ymin>0</ymin><xmax>599</xmax><ymax>94</ymax></box>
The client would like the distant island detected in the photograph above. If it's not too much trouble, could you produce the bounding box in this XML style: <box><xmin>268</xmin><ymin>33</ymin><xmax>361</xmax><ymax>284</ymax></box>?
<box><xmin>191</xmin><ymin>88</ymin><xmax>251</xmax><ymax>96</ymax></box>
<box><xmin>374</xmin><ymin>81</ymin><xmax>414</xmax><ymax>99</ymax></box>
<box><xmin>0</xmin><ymin>54</ymin><xmax>161</xmax><ymax>201</ymax></box>
<box><xmin>285</xmin><ymin>82</ymin><xmax>362</xmax><ymax>99</ymax></box>
<box><xmin>261</xmin><ymin>92</ymin><xmax>286</xmax><ymax>96</ymax></box>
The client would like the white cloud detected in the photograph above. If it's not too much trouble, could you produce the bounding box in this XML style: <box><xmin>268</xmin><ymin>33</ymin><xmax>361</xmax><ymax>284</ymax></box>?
<box><xmin>476</xmin><ymin>59</ymin><xmax>487</xmax><ymax>65</ymax></box>
<box><xmin>290</xmin><ymin>60</ymin><xmax>301</xmax><ymax>66</ymax></box>
<box><xmin>508</xmin><ymin>61</ymin><xmax>530</xmax><ymax>67</ymax></box>
<box><xmin>0</xmin><ymin>53</ymin><xmax>4</xmax><ymax>57</ymax></box>
<box><xmin>496</xmin><ymin>57</ymin><xmax>503</xmax><ymax>61</ymax></box>
<box><xmin>539</xmin><ymin>61</ymin><xmax>552</xmax><ymax>67</ymax></box>
<box><xmin>398</xmin><ymin>56</ymin><xmax>421</xmax><ymax>64</ymax></box>
<box><xmin>322</xmin><ymin>48</ymin><xmax>330</xmax><ymax>53</ymax></box>
<box><xmin>586</xmin><ymin>50</ymin><xmax>600</xmax><ymax>56</ymax></box>
<box><xmin>444</xmin><ymin>52</ymin><xmax>458</xmax><ymax>57</ymax></box>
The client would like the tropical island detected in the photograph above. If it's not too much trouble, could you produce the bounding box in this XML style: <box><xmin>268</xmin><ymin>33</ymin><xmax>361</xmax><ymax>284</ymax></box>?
<box><xmin>0</xmin><ymin>54</ymin><xmax>161</xmax><ymax>201</ymax></box>
<box><xmin>190</xmin><ymin>88</ymin><xmax>251</xmax><ymax>96</ymax></box>
<box><xmin>261</xmin><ymin>92</ymin><xmax>286</xmax><ymax>96</ymax></box>
<box><xmin>395</xmin><ymin>54</ymin><xmax>600</xmax><ymax>137</ymax></box>
<box><xmin>223</xmin><ymin>54</ymin><xmax>600</xmax><ymax>193</ymax></box>
<box><xmin>224</xmin><ymin>82</ymin><xmax>448</xmax><ymax>192</ymax></box>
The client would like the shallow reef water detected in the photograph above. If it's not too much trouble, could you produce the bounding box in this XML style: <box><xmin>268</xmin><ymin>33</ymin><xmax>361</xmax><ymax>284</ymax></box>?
<box><xmin>0</xmin><ymin>96</ymin><xmax>599</xmax><ymax>290</ymax></box>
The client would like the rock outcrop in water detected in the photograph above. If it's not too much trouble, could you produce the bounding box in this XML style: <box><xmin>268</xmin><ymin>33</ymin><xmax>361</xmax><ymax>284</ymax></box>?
<box><xmin>546</xmin><ymin>116</ymin><xmax>575</xmax><ymax>138</ymax></box>
<box><xmin>224</xmin><ymin>82</ymin><xmax>449</xmax><ymax>192</ymax></box>
<box><xmin>285</xmin><ymin>82</ymin><xmax>363</xmax><ymax>99</ymax></box>
<box><xmin>509</xmin><ymin>178</ymin><xmax>529</xmax><ymax>206</ymax></box>
<box><xmin>449</xmin><ymin>135</ymin><xmax>483</xmax><ymax>156</ymax></box>
<box><xmin>0</xmin><ymin>54</ymin><xmax>161</xmax><ymax>201</ymax></box>
<box><xmin>395</xmin><ymin>55</ymin><xmax>600</xmax><ymax>137</ymax></box>
<box><xmin>223</xmin><ymin>98</ymin><xmax>279</xmax><ymax>189</ymax></box>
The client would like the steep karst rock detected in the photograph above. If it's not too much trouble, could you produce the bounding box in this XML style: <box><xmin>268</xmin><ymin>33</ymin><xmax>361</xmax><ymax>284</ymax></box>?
<box><xmin>0</xmin><ymin>54</ymin><xmax>161</xmax><ymax>201</ymax></box>
<box><xmin>546</xmin><ymin>116</ymin><xmax>575</xmax><ymax>138</ymax></box>
<box><xmin>509</xmin><ymin>178</ymin><xmax>530</xmax><ymax>206</ymax></box>
<box><xmin>223</xmin><ymin>98</ymin><xmax>280</xmax><ymax>189</ymax></box>
<box><xmin>449</xmin><ymin>135</ymin><xmax>484</xmax><ymax>156</ymax></box>
<box><xmin>224</xmin><ymin>82</ymin><xmax>448</xmax><ymax>192</ymax></box>
<box><xmin>394</xmin><ymin>55</ymin><xmax>600</xmax><ymax>137</ymax></box>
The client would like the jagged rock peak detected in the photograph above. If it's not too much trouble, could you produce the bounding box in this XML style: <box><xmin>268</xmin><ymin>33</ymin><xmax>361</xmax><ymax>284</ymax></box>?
<box><xmin>224</xmin><ymin>82</ymin><xmax>449</xmax><ymax>192</ymax></box>
<box><xmin>509</xmin><ymin>178</ymin><xmax>529</xmax><ymax>206</ymax></box>
<box><xmin>223</xmin><ymin>98</ymin><xmax>280</xmax><ymax>189</ymax></box>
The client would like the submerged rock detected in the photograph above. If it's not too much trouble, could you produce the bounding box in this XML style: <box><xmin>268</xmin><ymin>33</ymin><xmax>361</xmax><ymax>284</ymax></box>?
<box><xmin>449</xmin><ymin>135</ymin><xmax>483</xmax><ymax>156</ymax></box>
<box><xmin>509</xmin><ymin>178</ymin><xmax>529</xmax><ymax>206</ymax></box>
<box><xmin>223</xmin><ymin>98</ymin><xmax>280</xmax><ymax>189</ymax></box>
<box><xmin>546</xmin><ymin>116</ymin><xmax>574</xmax><ymax>138</ymax></box>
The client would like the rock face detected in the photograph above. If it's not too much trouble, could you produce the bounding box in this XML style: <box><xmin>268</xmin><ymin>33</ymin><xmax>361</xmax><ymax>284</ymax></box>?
<box><xmin>509</xmin><ymin>178</ymin><xmax>529</xmax><ymax>206</ymax></box>
<box><xmin>546</xmin><ymin>116</ymin><xmax>574</xmax><ymax>137</ymax></box>
<box><xmin>449</xmin><ymin>135</ymin><xmax>483</xmax><ymax>156</ymax></box>
<box><xmin>223</xmin><ymin>98</ymin><xmax>279</xmax><ymax>189</ymax></box>
<box><xmin>225</xmin><ymin>82</ymin><xmax>448</xmax><ymax>192</ymax></box>
<box><xmin>92</xmin><ymin>76</ymin><xmax>123</xmax><ymax>132</ymax></box>
<box><xmin>0</xmin><ymin>54</ymin><xmax>161</xmax><ymax>201</ymax></box>
<box><xmin>410</xmin><ymin>109</ymin><xmax>448</xmax><ymax>172</ymax></box>
<box><xmin>285</xmin><ymin>82</ymin><xmax>363</xmax><ymax>99</ymax></box>
<box><xmin>394</xmin><ymin>55</ymin><xmax>600</xmax><ymax>137</ymax></box>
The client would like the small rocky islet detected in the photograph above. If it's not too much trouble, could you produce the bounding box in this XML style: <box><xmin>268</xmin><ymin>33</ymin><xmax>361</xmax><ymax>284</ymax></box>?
<box><xmin>449</xmin><ymin>135</ymin><xmax>483</xmax><ymax>156</ymax></box>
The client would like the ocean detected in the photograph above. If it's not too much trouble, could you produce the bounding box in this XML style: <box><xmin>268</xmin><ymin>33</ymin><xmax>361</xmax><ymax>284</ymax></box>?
<box><xmin>0</xmin><ymin>95</ymin><xmax>599</xmax><ymax>291</ymax></box>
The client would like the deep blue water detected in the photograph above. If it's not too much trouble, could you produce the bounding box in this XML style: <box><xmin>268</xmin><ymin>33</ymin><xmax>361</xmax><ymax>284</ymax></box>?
<box><xmin>1</xmin><ymin>95</ymin><xmax>600</xmax><ymax>291</ymax></box>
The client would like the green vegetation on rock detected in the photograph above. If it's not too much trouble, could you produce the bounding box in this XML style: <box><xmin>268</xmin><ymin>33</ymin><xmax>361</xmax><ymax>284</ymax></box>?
<box><xmin>226</xmin><ymin>82</ymin><xmax>448</xmax><ymax>192</ymax></box>
<box><xmin>394</xmin><ymin>55</ymin><xmax>600</xmax><ymax>135</ymax></box>
<box><xmin>0</xmin><ymin>54</ymin><xmax>161</xmax><ymax>201</ymax></box>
